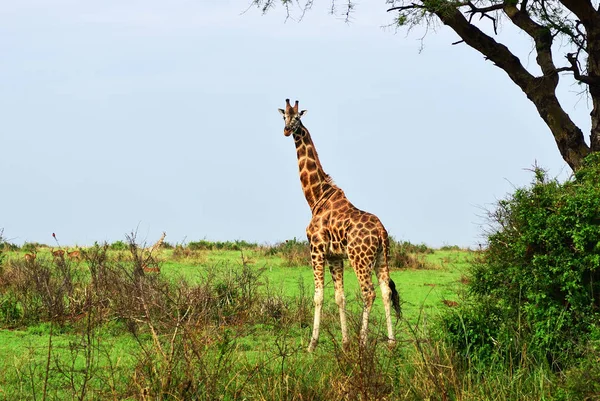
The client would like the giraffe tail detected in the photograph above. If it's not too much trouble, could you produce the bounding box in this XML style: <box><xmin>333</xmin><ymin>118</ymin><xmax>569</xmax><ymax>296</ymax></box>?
<box><xmin>389</xmin><ymin>279</ymin><xmax>401</xmax><ymax>319</ymax></box>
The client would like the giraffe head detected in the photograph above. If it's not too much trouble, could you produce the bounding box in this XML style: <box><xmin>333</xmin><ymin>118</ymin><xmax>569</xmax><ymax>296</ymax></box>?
<box><xmin>278</xmin><ymin>99</ymin><xmax>307</xmax><ymax>137</ymax></box>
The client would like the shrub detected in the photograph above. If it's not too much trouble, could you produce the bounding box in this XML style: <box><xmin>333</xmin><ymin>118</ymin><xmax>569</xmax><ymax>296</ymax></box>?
<box><xmin>109</xmin><ymin>240</ymin><xmax>128</xmax><ymax>251</ymax></box>
<box><xmin>440</xmin><ymin>245</ymin><xmax>462</xmax><ymax>251</ymax></box>
<box><xmin>171</xmin><ymin>245</ymin><xmax>207</xmax><ymax>265</ymax></box>
<box><xmin>444</xmin><ymin>155</ymin><xmax>600</xmax><ymax>368</ymax></box>
<box><xmin>389</xmin><ymin>239</ymin><xmax>434</xmax><ymax>255</ymax></box>
<box><xmin>188</xmin><ymin>239</ymin><xmax>259</xmax><ymax>251</ymax></box>
<box><xmin>2</xmin><ymin>243</ymin><xmax>19</xmax><ymax>252</ymax></box>
<box><xmin>389</xmin><ymin>239</ymin><xmax>434</xmax><ymax>269</ymax></box>
<box><xmin>273</xmin><ymin>238</ymin><xmax>311</xmax><ymax>267</ymax></box>
<box><xmin>21</xmin><ymin>242</ymin><xmax>45</xmax><ymax>253</ymax></box>
<box><xmin>187</xmin><ymin>240</ymin><xmax>213</xmax><ymax>250</ymax></box>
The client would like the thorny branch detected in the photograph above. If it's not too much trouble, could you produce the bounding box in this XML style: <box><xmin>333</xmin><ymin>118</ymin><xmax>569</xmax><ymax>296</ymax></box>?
<box><xmin>566</xmin><ymin>52</ymin><xmax>600</xmax><ymax>86</ymax></box>
<box><xmin>465</xmin><ymin>1</ymin><xmax>503</xmax><ymax>34</ymax></box>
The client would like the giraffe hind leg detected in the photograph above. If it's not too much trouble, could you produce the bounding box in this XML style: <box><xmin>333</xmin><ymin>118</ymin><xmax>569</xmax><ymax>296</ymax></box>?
<box><xmin>375</xmin><ymin>252</ymin><xmax>397</xmax><ymax>345</ymax></box>
<box><xmin>329</xmin><ymin>259</ymin><xmax>349</xmax><ymax>348</ymax></box>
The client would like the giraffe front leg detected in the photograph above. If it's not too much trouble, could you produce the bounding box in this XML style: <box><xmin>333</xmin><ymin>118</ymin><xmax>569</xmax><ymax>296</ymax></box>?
<box><xmin>329</xmin><ymin>259</ymin><xmax>349</xmax><ymax>349</ymax></box>
<box><xmin>308</xmin><ymin>252</ymin><xmax>325</xmax><ymax>353</ymax></box>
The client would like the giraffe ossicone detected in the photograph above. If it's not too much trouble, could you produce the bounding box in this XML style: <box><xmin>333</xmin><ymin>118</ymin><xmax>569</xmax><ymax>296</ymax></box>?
<box><xmin>278</xmin><ymin>99</ymin><xmax>401</xmax><ymax>352</ymax></box>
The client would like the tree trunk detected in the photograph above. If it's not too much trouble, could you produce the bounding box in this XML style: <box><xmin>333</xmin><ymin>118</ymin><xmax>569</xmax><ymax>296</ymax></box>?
<box><xmin>587</xmin><ymin>27</ymin><xmax>600</xmax><ymax>153</ymax></box>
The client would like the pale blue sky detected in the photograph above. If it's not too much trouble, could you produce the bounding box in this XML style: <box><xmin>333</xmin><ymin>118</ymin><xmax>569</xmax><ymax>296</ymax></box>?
<box><xmin>0</xmin><ymin>1</ymin><xmax>590</xmax><ymax>247</ymax></box>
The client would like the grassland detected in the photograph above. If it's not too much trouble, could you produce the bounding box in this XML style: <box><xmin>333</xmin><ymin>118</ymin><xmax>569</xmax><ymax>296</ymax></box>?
<box><xmin>0</xmin><ymin>243</ymin><xmax>570</xmax><ymax>400</ymax></box>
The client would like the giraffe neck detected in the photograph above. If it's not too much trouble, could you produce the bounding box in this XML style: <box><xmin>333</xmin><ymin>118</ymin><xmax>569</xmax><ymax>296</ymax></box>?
<box><xmin>149</xmin><ymin>233</ymin><xmax>166</xmax><ymax>252</ymax></box>
<box><xmin>293</xmin><ymin>125</ymin><xmax>336</xmax><ymax>213</ymax></box>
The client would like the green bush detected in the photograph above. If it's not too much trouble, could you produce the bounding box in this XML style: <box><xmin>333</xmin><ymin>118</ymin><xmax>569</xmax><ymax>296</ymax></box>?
<box><xmin>445</xmin><ymin>155</ymin><xmax>600</xmax><ymax>368</ymax></box>
<box><xmin>187</xmin><ymin>239</ymin><xmax>258</xmax><ymax>251</ymax></box>
<box><xmin>389</xmin><ymin>238</ymin><xmax>434</xmax><ymax>254</ymax></box>
<box><xmin>388</xmin><ymin>239</ymin><xmax>434</xmax><ymax>269</ymax></box>
<box><xmin>109</xmin><ymin>240</ymin><xmax>128</xmax><ymax>251</ymax></box>
<box><xmin>271</xmin><ymin>238</ymin><xmax>311</xmax><ymax>267</ymax></box>
<box><xmin>21</xmin><ymin>242</ymin><xmax>45</xmax><ymax>253</ymax></box>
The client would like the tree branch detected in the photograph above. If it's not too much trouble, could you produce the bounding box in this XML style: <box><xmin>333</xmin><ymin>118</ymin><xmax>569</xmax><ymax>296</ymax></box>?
<box><xmin>408</xmin><ymin>2</ymin><xmax>591</xmax><ymax>170</ymax></box>
<box><xmin>560</xmin><ymin>0</ymin><xmax>599</xmax><ymax>25</ymax></box>
<box><xmin>428</xmin><ymin>6</ymin><xmax>537</xmax><ymax>91</ymax></box>
<box><xmin>387</xmin><ymin>3</ymin><xmax>426</xmax><ymax>12</ymax></box>
<box><xmin>503</xmin><ymin>3</ymin><xmax>557</xmax><ymax>83</ymax></box>
<box><xmin>567</xmin><ymin>53</ymin><xmax>600</xmax><ymax>86</ymax></box>
<box><xmin>465</xmin><ymin>1</ymin><xmax>502</xmax><ymax>34</ymax></box>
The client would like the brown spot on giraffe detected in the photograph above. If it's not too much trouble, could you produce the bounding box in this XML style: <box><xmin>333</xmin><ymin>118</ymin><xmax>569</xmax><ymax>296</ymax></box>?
<box><xmin>277</xmin><ymin>99</ymin><xmax>401</xmax><ymax>352</ymax></box>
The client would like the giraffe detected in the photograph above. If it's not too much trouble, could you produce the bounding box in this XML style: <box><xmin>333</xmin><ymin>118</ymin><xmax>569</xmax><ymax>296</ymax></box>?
<box><xmin>142</xmin><ymin>232</ymin><xmax>166</xmax><ymax>273</ymax></box>
<box><xmin>278</xmin><ymin>99</ymin><xmax>401</xmax><ymax>352</ymax></box>
<box><xmin>146</xmin><ymin>232</ymin><xmax>166</xmax><ymax>255</ymax></box>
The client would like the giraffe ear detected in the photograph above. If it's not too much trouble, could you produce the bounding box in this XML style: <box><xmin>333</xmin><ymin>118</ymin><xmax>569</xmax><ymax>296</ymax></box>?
<box><xmin>278</xmin><ymin>108</ymin><xmax>285</xmax><ymax>116</ymax></box>
<box><xmin>299</xmin><ymin>110</ymin><xmax>307</xmax><ymax>117</ymax></box>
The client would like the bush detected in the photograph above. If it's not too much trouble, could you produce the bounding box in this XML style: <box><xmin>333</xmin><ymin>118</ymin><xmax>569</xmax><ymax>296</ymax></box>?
<box><xmin>389</xmin><ymin>239</ymin><xmax>434</xmax><ymax>269</ymax></box>
<box><xmin>440</xmin><ymin>245</ymin><xmax>462</xmax><ymax>251</ymax></box>
<box><xmin>444</xmin><ymin>155</ymin><xmax>600</xmax><ymax>368</ymax></box>
<box><xmin>389</xmin><ymin>239</ymin><xmax>434</xmax><ymax>254</ymax></box>
<box><xmin>21</xmin><ymin>242</ymin><xmax>45</xmax><ymax>253</ymax></box>
<box><xmin>109</xmin><ymin>240</ymin><xmax>128</xmax><ymax>251</ymax></box>
<box><xmin>271</xmin><ymin>238</ymin><xmax>311</xmax><ymax>267</ymax></box>
<box><xmin>188</xmin><ymin>239</ymin><xmax>259</xmax><ymax>251</ymax></box>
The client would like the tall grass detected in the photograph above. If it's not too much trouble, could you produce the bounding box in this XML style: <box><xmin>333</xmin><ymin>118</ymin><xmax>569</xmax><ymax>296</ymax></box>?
<box><xmin>0</xmin><ymin>235</ymin><xmax>596</xmax><ymax>400</ymax></box>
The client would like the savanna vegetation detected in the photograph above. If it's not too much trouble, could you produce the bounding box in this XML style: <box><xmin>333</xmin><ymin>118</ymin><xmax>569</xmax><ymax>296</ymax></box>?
<box><xmin>1</xmin><ymin>152</ymin><xmax>600</xmax><ymax>400</ymax></box>
<box><xmin>0</xmin><ymin>156</ymin><xmax>599</xmax><ymax>400</ymax></box>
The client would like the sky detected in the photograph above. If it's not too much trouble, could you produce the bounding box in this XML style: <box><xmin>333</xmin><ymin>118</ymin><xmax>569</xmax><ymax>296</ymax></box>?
<box><xmin>0</xmin><ymin>1</ymin><xmax>592</xmax><ymax>248</ymax></box>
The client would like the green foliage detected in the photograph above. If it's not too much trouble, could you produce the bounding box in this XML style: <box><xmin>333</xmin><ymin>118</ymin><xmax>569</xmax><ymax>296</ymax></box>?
<box><xmin>389</xmin><ymin>239</ymin><xmax>435</xmax><ymax>269</ymax></box>
<box><xmin>271</xmin><ymin>237</ymin><xmax>311</xmax><ymax>267</ymax></box>
<box><xmin>187</xmin><ymin>239</ymin><xmax>258</xmax><ymax>251</ymax></box>
<box><xmin>22</xmin><ymin>242</ymin><xmax>45</xmax><ymax>253</ymax></box>
<box><xmin>0</xmin><ymin>244</ymin><xmax>597</xmax><ymax>399</ymax></box>
<box><xmin>2</xmin><ymin>243</ymin><xmax>19</xmax><ymax>252</ymax></box>
<box><xmin>109</xmin><ymin>240</ymin><xmax>128</xmax><ymax>250</ymax></box>
<box><xmin>444</xmin><ymin>155</ymin><xmax>600</xmax><ymax>367</ymax></box>
<box><xmin>0</xmin><ymin>293</ymin><xmax>22</xmax><ymax>325</ymax></box>
<box><xmin>440</xmin><ymin>244</ymin><xmax>462</xmax><ymax>251</ymax></box>
<box><xmin>390</xmin><ymin>238</ymin><xmax>434</xmax><ymax>254</ymax></box>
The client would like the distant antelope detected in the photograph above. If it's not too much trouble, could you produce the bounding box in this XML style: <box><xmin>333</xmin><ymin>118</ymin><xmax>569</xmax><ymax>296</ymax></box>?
<box><xmin>142</xmin><ymin>264</ymin><xmax>160</xmax><ymax>273</ymax></box>
<box><xmin>52</xmin><ymin>249</ymin><xmax>65</xmax><ymax>259</ymax></box>
<box><xmin>24</xmin><ymin>253</ymin><xmax>36</xmax><ymax>263</ymax></box>
<box><xmin>67</xmin><ymin>250</ymin><xmax>81</xmax><ymax>260</ymax></box>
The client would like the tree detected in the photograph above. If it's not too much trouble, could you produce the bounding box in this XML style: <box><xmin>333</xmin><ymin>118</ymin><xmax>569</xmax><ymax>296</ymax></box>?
<box><xmin>253</xmin><ymin>0</ymin><xmax>600</xmax><ymax>171</ymax></box>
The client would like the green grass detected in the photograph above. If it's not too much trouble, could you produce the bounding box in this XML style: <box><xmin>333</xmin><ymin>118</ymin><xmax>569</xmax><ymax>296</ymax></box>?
<box><xmin>0</xmin><ymin>322</ymin><xmax>139</xmax><ymax>400</ymax></box>
<box><xmin>0</xmin><ymin>246</ymin><xmax>510</xmax><ymax>400</ymax></box>
<box><xmin>157</xmin><ymin>248</ymin><xmax>469</xmax><ymax>323</ymax></box>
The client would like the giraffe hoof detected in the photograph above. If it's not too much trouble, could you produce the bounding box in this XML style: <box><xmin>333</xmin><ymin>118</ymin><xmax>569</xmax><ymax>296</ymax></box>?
<box><xmin>307</xmin><ymin>339</ymin><xmax>318</xmax><ymax>353</ymax></box>
<box><xmin>386</xmin><ymin>338</ymin><xmax>397</xmax><ymax>350</ymax></box>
